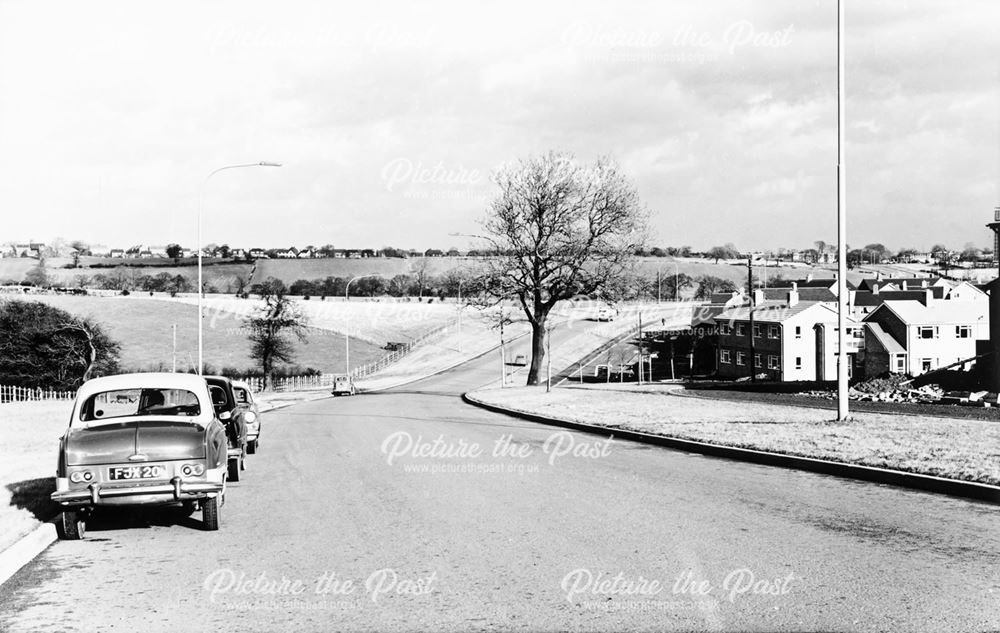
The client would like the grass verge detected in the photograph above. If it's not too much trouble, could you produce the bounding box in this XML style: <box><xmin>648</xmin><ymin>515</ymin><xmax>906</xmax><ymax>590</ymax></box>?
<box><xmin>468</xmin><ymin>383</ymin><xmax>1000</xmax><ymax>485</ymax></box>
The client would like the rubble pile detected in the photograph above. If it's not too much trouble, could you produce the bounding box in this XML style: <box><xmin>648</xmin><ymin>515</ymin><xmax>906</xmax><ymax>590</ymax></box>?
<box><xmin>799</xmin><ymin>380</ymin><xmax>1000</xmax><ymax>407</ymax></box>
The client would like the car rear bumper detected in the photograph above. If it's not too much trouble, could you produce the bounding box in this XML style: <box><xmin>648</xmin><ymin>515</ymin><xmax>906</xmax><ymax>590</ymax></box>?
<box><xmin>51</xmin><ymin>476</ymin><xmax>224</xmax><ymax>507</ymax></box>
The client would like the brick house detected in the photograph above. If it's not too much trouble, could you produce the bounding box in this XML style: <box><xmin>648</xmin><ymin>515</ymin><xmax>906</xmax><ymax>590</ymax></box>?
<box><xmin>713</xmin><ymin>288</ymin><xmax>855</xmax><ymax>381</ymax></box>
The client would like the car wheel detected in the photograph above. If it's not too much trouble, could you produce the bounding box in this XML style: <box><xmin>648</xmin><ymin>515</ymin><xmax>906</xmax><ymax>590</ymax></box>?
<box><xmin>202</xmin><ymin>496</ymin><xmax>220</xmax><ymax>531</ymax></box>
<box><xmin>58</xmin><ymin>510</ymin><xmax>85</xmax><ymax>540</ymax></box>
<box><xmin>227</xmin><ymin>457</ymin><xmax>241</xmax><ymax>482</ymax></box>
<box><xmin>247</xmin><ymin>439</ymin><xmax>257</xmax><ymax>455</ymax></box>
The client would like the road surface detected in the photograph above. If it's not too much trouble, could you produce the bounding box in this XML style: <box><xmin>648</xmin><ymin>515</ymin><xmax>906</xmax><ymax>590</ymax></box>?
<box><xmin>1</xmin><ymin>324</ymin><xmax>998</xmax><ymax>632</ymax></box>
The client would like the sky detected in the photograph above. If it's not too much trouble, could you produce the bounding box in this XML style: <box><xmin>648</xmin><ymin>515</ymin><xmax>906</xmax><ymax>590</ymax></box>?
<box><xmin>0</xmin><ymin>0</ymin><xmax>997</xmax><ymax>253</ymax></box>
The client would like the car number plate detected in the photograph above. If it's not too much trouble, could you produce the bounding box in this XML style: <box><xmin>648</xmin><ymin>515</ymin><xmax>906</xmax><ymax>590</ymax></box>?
<box><xmin>109</xmin><ymin>465</ymin><xmax>164</xmax><ymax>480</ymax></box>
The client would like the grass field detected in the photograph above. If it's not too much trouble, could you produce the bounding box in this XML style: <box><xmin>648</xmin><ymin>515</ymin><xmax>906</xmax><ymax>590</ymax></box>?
<box><xmin>0</xmin><ymin>255</ymin><xmax>857</xmax><ymax>294</ymax></box>
<box><xmin>471</xmin><ymin>383</ymin><xmax>1000</xmax><ymax>485</ymax></box>
<box><xmin>5</xmin><ymin>294</ymin><xmax>386</xmax><ymax>375</ymax></box>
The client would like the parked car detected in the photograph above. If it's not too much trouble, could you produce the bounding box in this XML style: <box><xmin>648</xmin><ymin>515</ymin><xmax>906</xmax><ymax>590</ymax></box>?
<box><xmin>511</xmin><ymin>354</ymin><xmax>527</xmax><ymax>366</ymax></box>
<box><xmin>203</xmin><ymin>376</ymin><xmax>248</xmax><ymax>481</ymax></box>
<box><xmin>331</xmin><ymin>373</ymin><xmax>356</xmax><ymax>396</ymax></box>
<box><xmin>231</xmin><ymin>380</ymin><xmax>261</xmax><ymax>454</ymax></box>
<box><xmin>50</xmin><ymin>373</ymin><xmax>229</xmax><ymax>538</ymax></box>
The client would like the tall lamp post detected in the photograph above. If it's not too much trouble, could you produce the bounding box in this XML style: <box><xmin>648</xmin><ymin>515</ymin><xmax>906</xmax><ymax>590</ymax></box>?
<box><xmin>836</xmin><ymin>0</ymin><xmax>849</xmax><ymax>420</ymax></box>
<box><xmin>198</xmin><ymin>162</ymin><xmax>281</xmax><ymax>375</ymax></box>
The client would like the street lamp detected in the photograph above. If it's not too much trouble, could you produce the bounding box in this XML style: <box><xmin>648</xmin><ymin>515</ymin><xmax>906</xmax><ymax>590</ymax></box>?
<box><xmin>344</xmin><ymin>274</ymin><xmax>384</xmax><ymax>376</ymax></box>
<box><xmin>198</xmin><ymin>161</ymin><xmax>281</xmax><ymax>375</ymax></box>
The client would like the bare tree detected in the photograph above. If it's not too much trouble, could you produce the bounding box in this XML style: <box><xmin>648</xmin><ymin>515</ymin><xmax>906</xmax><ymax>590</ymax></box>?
<box><xmin>412</xmin><ymin>257</ymin><xmax>430</xmax><ymax>299</ymax></box>
<box><xmin>244</xmin><ymin>281</ymin><xmax>308</xmax><ymax>390</ymax></box>
<box><xmin>473</xmin><ymin>152</ymin><xmax>648</xmax><ymax>385</ymax></box>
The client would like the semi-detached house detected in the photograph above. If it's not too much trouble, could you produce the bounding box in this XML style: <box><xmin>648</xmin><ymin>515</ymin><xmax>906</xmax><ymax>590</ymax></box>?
<box><xmin>862</xmin><ymin>300</ymin><xmax>988</xmax><ymax>376</ymax></box>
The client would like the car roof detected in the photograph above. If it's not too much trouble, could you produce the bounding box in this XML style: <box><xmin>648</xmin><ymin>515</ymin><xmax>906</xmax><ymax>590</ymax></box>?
<box><xmin>76</xmin><ymin>372</ymin><xmax>211</xmax><ymax>397</ymax></box>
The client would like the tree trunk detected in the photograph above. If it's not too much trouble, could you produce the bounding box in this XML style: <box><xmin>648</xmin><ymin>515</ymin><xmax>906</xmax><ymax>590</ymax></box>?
<box><xmin>526</xmin><ymin>321</ymin><xmax>545</xmax><ymax>385</ymax></box>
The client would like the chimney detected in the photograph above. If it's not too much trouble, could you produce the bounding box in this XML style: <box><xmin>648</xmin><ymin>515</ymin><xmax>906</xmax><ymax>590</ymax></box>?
<box><xmin>753</xmin><ymin>289</ymin><xmax>764</xmax><ymax>306</ymax></box>
<box><xmin>924</xmin><ymin>289</ymin><xmax>933</xmax><ymax>305</ymax></box>
<box><xmin>872</xmin><ymin>283</ymin><xmax>879</xmax><ymax>295</ymax></box>
<box><xmin>806</xmin><ymin>274</ymin><xmax>814</xmax><ymax>283</ymax></box>
<box><xmin>787</xmin><ymin>282</ymin><xmax>799</xmax><ymax>307</ymax></box>
<box><xmin>901</xmin><ymin>280</ymin><xmax>908</xmax><ymax>290</ymax></box>
<box><xmin>921</xmin><ymin>280</ymin><xmax>928</xmax><ymax>288</ymax></box>
<box><xmin>876</xmin><ymin>271</ymin><xmax>883</xmax><ymax>281</ymax></box>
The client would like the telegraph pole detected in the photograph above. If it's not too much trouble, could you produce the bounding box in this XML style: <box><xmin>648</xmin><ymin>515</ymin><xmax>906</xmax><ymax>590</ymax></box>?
<box><xmin>748</xmin><ymin>257</ymin><xmax>756</xmax><ymax>382</ymax></box>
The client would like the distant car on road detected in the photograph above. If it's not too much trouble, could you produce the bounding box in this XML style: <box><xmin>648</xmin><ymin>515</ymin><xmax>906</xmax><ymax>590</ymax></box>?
<box><xmin>203</xmin><ymin>375</ymin><xmax>248</xmax><ymax>481</ymax></box>
<box><xmin>511</xmin><ymin>354</ymin><xmax>527</xmax><ymax>366</ymax></box>
<box><xmin>331</xmin><ymin>373</ymin><xmax>356</xmax><ymax>396</ymax></box>
<box><xmin>596</xmin><ymin>306</ymin><xmax>617</xmax><ymax>321</ymax></box>
<box><xmin>51</xmin><ymin>373</ymin><xmax>229</xmax><ymax>539</ymax></box>
<box><xmin>231</xmin><ymin>380</ymin><xmax>261</xmax><ymax>455</ymax></box>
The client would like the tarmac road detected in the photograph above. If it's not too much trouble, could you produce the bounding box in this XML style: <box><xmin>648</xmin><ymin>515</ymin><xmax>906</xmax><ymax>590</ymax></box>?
<box><xmin>1</xmin><ymin>324</ymin><xmax>998</xmax><ymax>632</ymax></box>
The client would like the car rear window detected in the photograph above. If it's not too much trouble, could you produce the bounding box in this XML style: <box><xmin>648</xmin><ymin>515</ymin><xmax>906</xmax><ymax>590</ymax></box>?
<box><xmin>233</xmin><ymin>387</ymin><xmax>253</xmax><ymax>405</ymax></box>
<box><xmin>79</xmin><ymin>388</ymin><xmax>202</xmax><ymax>421</ymax></box>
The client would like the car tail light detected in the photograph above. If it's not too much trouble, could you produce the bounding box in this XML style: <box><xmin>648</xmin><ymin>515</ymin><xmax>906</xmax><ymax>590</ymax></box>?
<box><xmin>70</xmin><ymin>470</ymin><xmax>93</xmax><ymax>483</ymax></box>
<box><xmin>180</xmin><ymin>464</ymin><xmax>205</xmax><ymax>477</ymax></box>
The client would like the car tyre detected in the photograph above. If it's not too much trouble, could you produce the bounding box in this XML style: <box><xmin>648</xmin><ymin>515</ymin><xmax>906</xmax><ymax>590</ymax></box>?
<box><xmin>202</xmin><ymin>496</ymin><xmax>220</xmax><ymax>531</ymax></box>
<box><xmin>227</xmin><ymin>457</ymin><xmax>241</xmax><ymax>482</ymax></box>
<box><xmin>247</xmin><ymin>439</ymin><xmax>257</xmax><ymax>454</ymax></box>
<box><xmin>58</xmin><ymin>510</ymin><xmax>85</xmax><ymax>540</ymax></box>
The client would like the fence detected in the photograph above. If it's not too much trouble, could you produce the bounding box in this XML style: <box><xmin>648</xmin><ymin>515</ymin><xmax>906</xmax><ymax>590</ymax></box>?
<box><xmin>239</xmin><ymin>318</ymin><xmax>460</xmax><ymax>392</ymax></box>
<box><xmin>0</xmin><ymin>384</ymin><xmax>77</xmax><ymax>403</ymax></box>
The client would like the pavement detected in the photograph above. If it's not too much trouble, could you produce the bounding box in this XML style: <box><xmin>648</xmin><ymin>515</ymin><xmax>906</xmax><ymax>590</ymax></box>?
<box><xmin>1</xmin><ymin>324</ymin><xmax>999</xmax><ymax>631</ymax></box>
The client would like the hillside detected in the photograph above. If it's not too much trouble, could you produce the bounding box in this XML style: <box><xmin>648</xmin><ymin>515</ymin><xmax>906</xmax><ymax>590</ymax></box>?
<box><xmin>2</xmin><ymin>294</ymin><xmax>385</xmax><ymax>375</ymax></box>
<box><xmin>0</xmin><ymin>255</ymin><xmax>882</xmax><ymax>292</ymax></box>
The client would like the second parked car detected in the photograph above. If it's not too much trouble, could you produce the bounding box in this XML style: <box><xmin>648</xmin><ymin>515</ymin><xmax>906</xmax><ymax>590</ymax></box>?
<box><xmin>203</xmin><ymin>376</ymin><xmax>248</xmax><ymax>482</ymax></box>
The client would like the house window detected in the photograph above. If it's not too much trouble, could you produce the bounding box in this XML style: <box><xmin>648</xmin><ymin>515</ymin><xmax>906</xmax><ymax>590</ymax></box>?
<box><xmin>794</xmin><ymin>326</ymin><xmax>802</xmax><ymax>339</ymax></box>
<box><xmin>736</xmin><ymin>352</ymin><xmax>746</xmax><ymax>366</ymax></box>
<box><xmin>719</xmin><ymin>323</ymin><xmax>731</xmax><ymax>335</ymax></box>
<box><xmin>720</xmin><ymin>349</ymin><xmax>732</xmax><ymax>364</ymax></box>
<box><xmin>917</xmin><ymin>326</ymin><xmax>938</xmax><ymax>339</ymax></box>
<box><xmin>956</xmin><ymin>325</ymin><xmax>972</xmax><ymax>339</ymax></box>
<box><xmin>795</xmin><ymin>356</ymin><xmax>802</xmax><ymax>370</ymax></box>
<box><xmin>754</xmin><ymin>353</ymin><xmax>762</xmax><ymax>368</ymax></box>
<box><xmin>768</xmin><ymin>355</ymin><xmax>780</xmax><ymax>370</ymax></box>
<box><xmin>752</xmin><ymin>324</ymin><xmax>762</xmax><ymax>338</ymax></box>
<box><xmin>895</xmin><ymin>356</ymin><xmax>906</xmax><ymax>372</ymax></box>
<box><xmin>736</xmin><ymin>324</ymin><xmax>746</xmax><ymax>337</ymax></box>
<box><xmin>768</xmin><ymin>325</ymin><xmax>780</xmax><ymax>339</ymax></box>
<box><xmin>920</xmin><ymin>358</ymin><xmax>933</xmax><ymax>372</ymax></box>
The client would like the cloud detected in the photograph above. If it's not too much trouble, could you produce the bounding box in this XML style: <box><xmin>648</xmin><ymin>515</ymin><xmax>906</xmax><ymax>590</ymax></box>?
<box><xmin>0</xmin><ymin>0</ymin><xmax>996</xmax><ymax>252</ymax></box>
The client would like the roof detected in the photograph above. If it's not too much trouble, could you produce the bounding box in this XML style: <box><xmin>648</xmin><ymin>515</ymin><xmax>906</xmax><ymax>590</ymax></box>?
<box><xmin>714</xmin><ymin>300</ymin><xmax>849</xmax><ymax>324</ymax></box>
<box><xmin>857</xmin><ymin>276</ymin><xmax>940</xmax><ymax>292</ymax></box>
<box><xmin>865</xmin><ymin>300</ymin><xmax>987</xmax><ymax>326</ymax></box>
<box><xmin>866</xmin><ymin>322</ymin><xmax>905</xmax><ymax>354</ymax></box>
<box><xmin>762</xmin><ymin>287</ymin><xmax>836</xmax><ymax>302</ymax></box>
<box><xmin>852</xmin><ymin>290</ymin><xmax>937</xmax><ymax>307</ymax></box>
